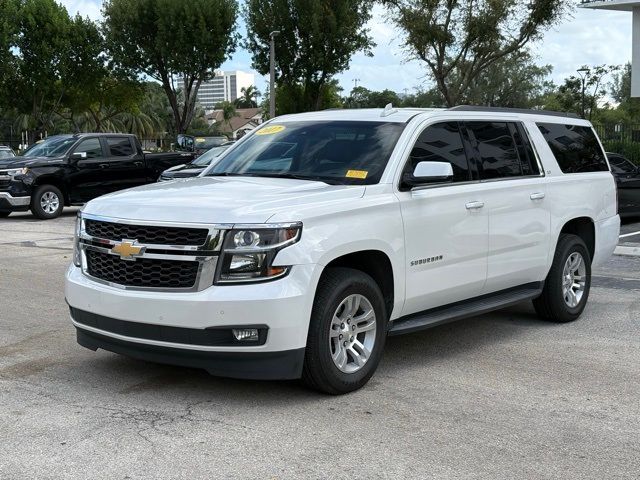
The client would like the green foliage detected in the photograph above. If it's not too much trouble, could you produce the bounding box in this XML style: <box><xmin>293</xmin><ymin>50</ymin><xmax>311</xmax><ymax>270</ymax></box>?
<box><xmin>385</xmin><ymin>0</ymin><xmax>569</xmax><ymax>106</ymax></box>
<box><xmin>103</xmin><ymin>0</ymin><xmax>239</xmax><ymax>133</ymax></box>
<box><xmin>601</xmin><ymin>140</ymin><xmax>640</xmax><ymax>165</ymax></box>
<box><xmin>244</xmin><ymin>0</ymin><xmax>373</xmax><ymax>113</ymax></box>
<box><xmin>234</xmin><ymin>85</ymin><xmax>260</xmax><ymax>108</ymax></box>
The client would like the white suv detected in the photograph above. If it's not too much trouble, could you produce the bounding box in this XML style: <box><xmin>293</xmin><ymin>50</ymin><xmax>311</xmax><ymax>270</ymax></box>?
<box><xmin>65</xmin><ymin>106</ymin><xmax>620</xmax><ymax>394</ymax></box>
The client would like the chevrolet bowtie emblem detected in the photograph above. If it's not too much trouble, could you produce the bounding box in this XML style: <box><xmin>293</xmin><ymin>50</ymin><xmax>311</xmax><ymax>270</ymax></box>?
<box><xmin>111</xmin><ymin>240</ymin><xmax>145</xmax><ymax>260</ymax></box>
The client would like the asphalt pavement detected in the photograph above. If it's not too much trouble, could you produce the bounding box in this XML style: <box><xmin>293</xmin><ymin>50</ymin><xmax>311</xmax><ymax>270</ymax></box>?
<box><xmin>0</xmin><ymin>209</ymin><xmax>639</xmax><ymax>479</ymax></box>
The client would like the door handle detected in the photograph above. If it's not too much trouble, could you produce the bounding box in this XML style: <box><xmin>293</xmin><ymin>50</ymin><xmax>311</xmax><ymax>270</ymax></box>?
<box><xmin>134</xmin><ymin>161</ymin><xmax>144</xmax><ymax>167</ymax></box>
<box><xmin>465</xmin><ymin>201</ymin><xmax>485</xmax><ymax>210</ymax></box>
<box><xmin>99</xmin><ymin>163</ymin><xmax>110</xmax><ymax>169</ymax></box>
<box><xmin>530</xmin><ymin>192</ymin><xmax>546</xmax><ymax>200</ymax></box>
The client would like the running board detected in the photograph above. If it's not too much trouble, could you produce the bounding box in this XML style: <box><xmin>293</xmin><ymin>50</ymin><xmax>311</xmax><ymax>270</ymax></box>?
<box><xmin>388</xmin><ymin>283</ymin><xmax>544</xmax><ymax>336</ymax></box>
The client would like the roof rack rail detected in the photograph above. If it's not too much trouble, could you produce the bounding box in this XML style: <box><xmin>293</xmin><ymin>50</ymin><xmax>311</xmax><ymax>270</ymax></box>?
<box><xmin>448</xmin><ymin>105</ymin><xmax>580</xmax><ymax>119</ymax></box>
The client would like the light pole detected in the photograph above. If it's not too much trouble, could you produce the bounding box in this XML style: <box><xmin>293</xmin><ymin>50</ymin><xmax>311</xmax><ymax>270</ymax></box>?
<box><xmin>269</xmin><ymin>30</ymin><xmax>280</xmax><ymax>119</ymax></box>
<box><xmin>353</xmin><ymin>78</ymin><xmax>360</xmax><ymax>89</ymax></box>
<box><xmin>577</xmin><ymin>67</ymin><xmax>590</xmax><ymax>119</ymax></box>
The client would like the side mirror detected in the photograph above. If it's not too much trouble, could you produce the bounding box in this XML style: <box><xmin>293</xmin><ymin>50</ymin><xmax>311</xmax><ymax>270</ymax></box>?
<box><xmin>176</xmin><ymin>134</ymin><xmax>195</xmax><ymax>152</ymax></box>
<box><xmin>71</xmin><ymin>151</ymin><xmax>87</xmax><ymax>160</ymax></box>
<box><xmin>403</xmin><ymin>161</ymin><xmax>454</xmax><ymax>189</ymax></box>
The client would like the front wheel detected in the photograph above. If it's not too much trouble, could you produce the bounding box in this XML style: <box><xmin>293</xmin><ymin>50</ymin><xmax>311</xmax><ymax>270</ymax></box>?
<box><xmin>533</xmin><ymin>234</ymin><xmax>591</xmax><ymax>323</ymax></box>
<box><xmin>302</xmin><ymin>268</ymin><xmax>387</xmax><ymax>395</ymax></box>
<box><xmin>31</xmin><ymin>185</ymin><xmax>64</xmax><ymax>219</ymax></box>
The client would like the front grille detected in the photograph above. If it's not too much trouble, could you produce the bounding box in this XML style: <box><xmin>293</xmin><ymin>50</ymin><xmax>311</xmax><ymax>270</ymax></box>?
<box><xmin>85</xmin><ymin>219</ymin><xmax>208</xmax><ymax>246</ymax></box>
<box><xmin>86</xmin><ymin>249</ymin><xmax>199</xmax><ymax>289</ymax></box>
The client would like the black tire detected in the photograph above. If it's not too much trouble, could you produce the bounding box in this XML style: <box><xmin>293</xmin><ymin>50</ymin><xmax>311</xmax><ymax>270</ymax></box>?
<box><xmin>302</xmin><ymin>267</ymin><xmax>387</xmax><ymax>395</ymax></box>
<box><xmin>533</xmin><ymin>234</ymin><xmax>591</xmax><ymax>323</ymax></box>
<box><xmin>0</xmin><ymin>211</ymin><xmax>10</xmax><ymax>218</ymax></box>
<box><xmin>30</xmin><ymin>184</ymin><xmax>64</xmax><ymax>219</ymax></box>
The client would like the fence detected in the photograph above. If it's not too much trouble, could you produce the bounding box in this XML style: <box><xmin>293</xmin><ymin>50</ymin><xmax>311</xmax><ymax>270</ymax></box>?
<box><xmin>592</xmin><ymin>124</ymin><xmax>640</xmax><ymax>164</ymax></box>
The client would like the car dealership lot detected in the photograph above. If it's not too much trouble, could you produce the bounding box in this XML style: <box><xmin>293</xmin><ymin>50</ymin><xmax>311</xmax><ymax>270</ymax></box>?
<box><xmin>1</xmin><ymin>212</ymin><xmax>639</xmax><ymax>479</ymax></box>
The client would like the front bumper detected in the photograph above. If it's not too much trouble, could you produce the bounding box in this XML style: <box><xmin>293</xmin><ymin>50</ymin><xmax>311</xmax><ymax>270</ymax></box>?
<box><xmin>76</xmin><ymin>327</ymin><xmax>306</xmax><ymax>380</ymax></box>
<box><xmin>65</xmin><ymin>262</ymin><xmax>320</xmax><ymax>378</ymax></box>
<box><xmin>0</xmin><ymin>192</ymin><xmax>30</xmax><ymax>211</ymax></box>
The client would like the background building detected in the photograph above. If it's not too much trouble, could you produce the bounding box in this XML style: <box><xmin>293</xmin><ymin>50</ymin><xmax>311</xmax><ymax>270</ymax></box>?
<box><xmin>581</xmin><ymin>0</ymin><xmax>640</xmax><ymax>97</ymax></box>
<box><xmin>191</xmin><ymin>70</ymin><xmax>255</xmax><ymax>109</ymax></box>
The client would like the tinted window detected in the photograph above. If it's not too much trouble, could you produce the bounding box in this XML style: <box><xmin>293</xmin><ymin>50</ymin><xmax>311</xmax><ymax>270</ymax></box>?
<box><xmin>608</xmin><ymin>155</ymin><xmax>636</xmax><ymax>174</ymax></box>
<box><xmin>467</xmin><ymin>122</ymin><xmax>522</xmax><ymax>179</ymax></box>
<box><xmin>74</xmin><ymin>138</ymin><xmax>103</xmax><ymax>159</ymax></box>
<box><xmin>512</xmin><ymin>124</ymin><xmax>540</xmax><ymax>176</ymax></box>
<box><xmin>404</xmin><ymin>122</ymin><xmax>470</xmax><ymax>183</ymax></box>
<box><xmin>107</xmin><ymin>137</ymin><xmax>134</xmax><ymax>157</ymax></box>
<box><xmin>537</xmin><ymin>123</ymin><xmax>609</xmax><ymax>173</ymax></box>
<box><xmin>208</xmin><ymin>121</ymin><xmax>405</xmax><ymax>185</ymax></box>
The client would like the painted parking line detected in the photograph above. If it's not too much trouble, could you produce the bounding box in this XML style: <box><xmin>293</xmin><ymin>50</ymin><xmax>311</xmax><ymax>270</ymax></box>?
<box><xmin>620</xmin><ymin>230</ymin><xmax>640</xmax><ymax>239</ymax></box>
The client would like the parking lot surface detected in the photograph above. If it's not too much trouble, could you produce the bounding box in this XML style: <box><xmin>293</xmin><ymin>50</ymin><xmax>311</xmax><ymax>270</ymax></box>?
<box><xmin>1</xmin><ymin>210</ymin><xmax>639</xmax><ymax>479</ymax></box>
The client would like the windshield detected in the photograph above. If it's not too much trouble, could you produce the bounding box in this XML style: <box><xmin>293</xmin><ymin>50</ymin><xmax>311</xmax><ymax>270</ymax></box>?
<box><xmin>195</xmin><ymin>137</ymin><xmax>227</xmax><ymax>150</ymax></box>
<box><xmin>0</xmin><ymin>149</ymin><xmax>14</xmax><ymax>159</ymax></box>
<box><xmin>206</xmin><ymin>121</ymin><xmax>404</xmax><ymax>185</ymax></box>
<box><xmin>192</xmin><ymin>145</ymin><xmax>230</xmax><ymax>166</ymax></box>
<box><xmin>23</xmin><ymin>136</ymin><xmax>76</xmax><ymax>158</ymax></box>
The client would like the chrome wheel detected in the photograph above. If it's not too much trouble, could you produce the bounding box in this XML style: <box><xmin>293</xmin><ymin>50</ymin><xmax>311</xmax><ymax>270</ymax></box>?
<box><xmin>562</xmin><ymin>252</ymin><xmax>586</xmax><ymax>308</ymax></box>
<box><xmin>40</xmin><ymin>191</ymin><xmax>60</xmax><ymax>214</ymax></box>
<box><xmin>329</xmin><ymin>294</ymin><xmax>377</xmax><ymax>374</ymax></box>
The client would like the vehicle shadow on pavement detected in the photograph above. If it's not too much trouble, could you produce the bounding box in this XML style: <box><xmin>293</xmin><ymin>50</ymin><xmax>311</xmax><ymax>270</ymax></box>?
<box><xmin>66</xmin><ymin>302</ymin><xmax>559</xmax><ymax>402</ymax></box>
<box><xmin>1</xmin><ymin>209</ymin><xmax>79</xmax><ymax>222</ymax></box>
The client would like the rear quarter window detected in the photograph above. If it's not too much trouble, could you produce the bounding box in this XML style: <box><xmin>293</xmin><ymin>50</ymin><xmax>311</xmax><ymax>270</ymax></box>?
<box><xmin>537</xmin><ymin>123</ymin><xmax>609</xmax><ymax>173</ymax></box>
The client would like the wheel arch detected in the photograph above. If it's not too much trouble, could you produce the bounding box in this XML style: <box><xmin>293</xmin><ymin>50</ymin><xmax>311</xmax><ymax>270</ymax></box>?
<box><xmin>320</xmin><ymin>249</ymin><xmax>396</xmax><ymax>321</ymax></box>
<box><xmin>557</xmin><ymin>217</ymin><xmax>595</xmax><ymax>263</ymax></box>
<box><xmin>33</xmin><ymin>176</ymin><xmax>69</xmax><ymax>205</ymax></box>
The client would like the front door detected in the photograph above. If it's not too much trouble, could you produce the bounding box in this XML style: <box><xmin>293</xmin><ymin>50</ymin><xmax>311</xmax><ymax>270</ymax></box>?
<box><xmin>397</xmin><ymin>121</ymin><xmax>489</xmax><ymax>315</ymax></box>
<box><xmin>67</xmin><ymin>137</ymin><xmax>108</xmax><ymax>203</ymax></box>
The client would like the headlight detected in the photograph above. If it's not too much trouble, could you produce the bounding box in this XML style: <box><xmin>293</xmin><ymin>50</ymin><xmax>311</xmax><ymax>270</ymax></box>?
<box><xmin>1</xmin><ymin>167</ymin><xmax>28</xmax><ymax>177</ymax></box>
<box><xmin>215</xmin><ymin>223</ymin><xmax>302</xmax><ymax>284</ymax></box>
<box><xmin>73</xmin><ymin>213</ymin><xmax>82</xmax><ymax>267</ymax></box>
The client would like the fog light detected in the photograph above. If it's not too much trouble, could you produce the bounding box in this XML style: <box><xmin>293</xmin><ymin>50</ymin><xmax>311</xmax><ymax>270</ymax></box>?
<box><xmin>232</xmin><ymin>328</ymin><xmax>259</xmax><ymax>342</ymax></box>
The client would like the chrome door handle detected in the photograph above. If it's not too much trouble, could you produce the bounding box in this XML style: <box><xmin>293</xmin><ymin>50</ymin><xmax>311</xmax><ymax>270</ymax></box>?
<box><xmin>530</xmin><ymin>192</ymin><xmax>546</xmax><ymax>200</ymax></box>
<box><xmin>465</xmin><ymin>201</ymin><xmax>485</xmax><ymax>210</ymax></box>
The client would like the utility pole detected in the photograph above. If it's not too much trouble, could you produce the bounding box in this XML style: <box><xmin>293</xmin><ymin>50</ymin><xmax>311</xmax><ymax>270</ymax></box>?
<box><xmin>353</xmin><ymin>78</ymin><xmax>360</xmax><ymax>89</ymax></box>
<box><xmin>269</xmin><ymin>31</ymin><xmax>280</xmax><ymax>119</ymax></box>
<box><xmin>577</xmin><ymin>67</ymin><xmax>590</xmax><ymax>119</ymax></box>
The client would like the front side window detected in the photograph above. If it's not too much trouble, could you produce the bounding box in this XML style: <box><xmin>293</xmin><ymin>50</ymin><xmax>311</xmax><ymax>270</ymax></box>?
<box><xmin>537</xmin><ymin>123</ymin><xmax>609</xmax><ymax>173</ymax></box>
<box><xmin>403</xmin><ymin>122</ymin><xmax>470</xmax><ymax>183</ymax></box>
<box><xmin>74</xmin><ymin>138</ymin><xmax>103</xmax><ymax>159</ymax></box>
<box><xmin>107</xmin><ymin>137</ymin><xmax>134</xmax><ymax>157</ymax></box>
<box><xmin>466</xmin><ymin>122</ymin><xmax>522</xmax><ymax>180</ymax></box>
<box><xmin>207</xmin><ymin>121</ymin><xmax>405</xmax><ymax>185</ymax></box>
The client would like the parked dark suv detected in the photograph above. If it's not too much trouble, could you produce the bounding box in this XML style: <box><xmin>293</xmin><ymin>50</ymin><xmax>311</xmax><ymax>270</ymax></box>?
<box><xmin>0</xmin><ymin>133</ymin><xmax>195</xmax><ymax>219</ymax></box>
<box><xmin>607</xmin><ymin>153</ymin><xmax>640</xmax><ymax>218</ymax></box>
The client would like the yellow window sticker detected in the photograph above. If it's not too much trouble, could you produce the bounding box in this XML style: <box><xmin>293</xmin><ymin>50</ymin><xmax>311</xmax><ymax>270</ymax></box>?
<box><xmin>256</xmin><ymin>125</ymin><xmax>286</xmax><ymax>135</ymax></box>
<box><xmin>195</xmin><ymin>137</ymin><xmax>206</xmax><ymax>143</ymax></box>
<box><xmin>346</xmin><ymin>170</ymin><xmax>368</xmax><ymax>179</ymax></box>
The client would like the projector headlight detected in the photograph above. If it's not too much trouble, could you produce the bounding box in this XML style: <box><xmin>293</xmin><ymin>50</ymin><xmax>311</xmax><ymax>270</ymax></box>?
<box><xmin>1</xmin><ymin>167</ymin><xmax>29</xmax><ymax>177</ymax></box>
<box><xmin>215</xmin><ymin>223</ymin><xmax>302</xmax><ymax>284</ymax></box>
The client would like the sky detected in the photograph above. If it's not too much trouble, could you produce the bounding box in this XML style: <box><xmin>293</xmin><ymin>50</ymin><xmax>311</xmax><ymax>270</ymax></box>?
<box><xmin>59</xmin><ymin>0</ymin><xmax>633</xmax><ymax>96</ymax></box>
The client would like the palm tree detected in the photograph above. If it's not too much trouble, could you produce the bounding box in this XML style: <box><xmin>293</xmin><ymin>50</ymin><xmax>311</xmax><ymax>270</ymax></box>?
<box><xmin>219</xmin><ymin>101</ymin><xmax>238</xmax><ymax>137</ymax></box>
<box><xmin>234</xmin><ymin>85</ymin><xmax>259</xmax><ymax>108</ymax></box>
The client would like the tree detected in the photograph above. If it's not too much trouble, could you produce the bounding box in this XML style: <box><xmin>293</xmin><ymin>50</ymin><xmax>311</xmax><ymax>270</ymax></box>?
<box><xmin>343</xmin><ymin>87</ymin><xmax>402</xmax><ymax>108</ymax></box>
<box><xmin>244</xmin><ymin>0</ymin><xmax>373</xmax><ymax>113</ymax></box>
<box><xmin>385</xmin><ymin>0</ymin><xmax>569</xmax><ymax>107</ymax></box>
<box><xmin>234</xmin><ymin>85</ymin><xmax>260</xmax><ymax>108</ymax></box>
<box><xmin>103</xmin><ymin>0</ymin><xmax>239</xmax><ymax>133</ymax></box>
<box><xmin>0</xmin><ymin>0</ymin><xmax>18</xmax><ymax>103</ymax></box>
<box><xmin>217</xmin><ymin>101</ymin><xmax>238</xmax><ymax>136</ymax></box>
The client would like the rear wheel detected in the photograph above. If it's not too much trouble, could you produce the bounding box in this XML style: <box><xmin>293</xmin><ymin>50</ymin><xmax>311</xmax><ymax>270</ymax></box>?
<box><xmin>302</xmin><ymin>267</ymin><xmax>387</xmax><ymax>395</ymax></box>
<box><xmin>31</xmin><ymin>185</ymin><xmax>64</xmax><ymax>219</ymax></box>
<box><xmin>533</xmin><ymin>234</ymin><xmax>591</xmax><ymax>323</ymax></box>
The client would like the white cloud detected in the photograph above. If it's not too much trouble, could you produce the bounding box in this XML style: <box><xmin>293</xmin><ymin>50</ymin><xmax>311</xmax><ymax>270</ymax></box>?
<box><xmin>58</xmin><ymin>0</ymin><xmax>102</xmax><ymax>20</ymax></box>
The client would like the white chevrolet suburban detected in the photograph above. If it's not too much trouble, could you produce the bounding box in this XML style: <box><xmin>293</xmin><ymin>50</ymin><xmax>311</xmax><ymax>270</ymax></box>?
<box><xmin>65</xmin><ymin>106</ymin><xmax>620</xmax><ymax>394</ymax></box>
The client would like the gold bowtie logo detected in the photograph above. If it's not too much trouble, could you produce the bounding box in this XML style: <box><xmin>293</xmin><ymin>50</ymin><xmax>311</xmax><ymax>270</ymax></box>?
<box><xmin>111</xmin><ymin>240</ymin><xmax>145</xmax><ymax>260</ymax></box>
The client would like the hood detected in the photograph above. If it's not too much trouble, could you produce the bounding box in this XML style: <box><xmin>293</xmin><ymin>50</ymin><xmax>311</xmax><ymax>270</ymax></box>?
<box><xmin>0</xmin><ymin>156</ymin><xmax>64</xmax><ymax>169</ymax></box>
<box><xmin>84</xmin><ymin>176</ymin><xmax>366</xmax><ymax>224</ymax></box>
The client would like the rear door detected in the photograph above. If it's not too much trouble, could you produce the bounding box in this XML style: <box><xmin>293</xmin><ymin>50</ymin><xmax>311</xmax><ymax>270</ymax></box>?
<box><xmin>464</xmin><ymin>121</ymin><xmax>550</xmax><ymax>293</ymax></box>
<box><xmin>100</xmin><ymin>136</ymin><xmax>148</xmax><ymax>193</ymax></box>
<box><xmin>397</xmin><ymin>121</ymin><xmax>489</xmax><ymax>314</ymax></box>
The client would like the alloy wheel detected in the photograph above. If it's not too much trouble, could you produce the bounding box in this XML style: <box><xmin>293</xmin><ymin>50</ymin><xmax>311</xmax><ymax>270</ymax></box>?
<box><xmin>562</xmin><ymin>252</ymin><xmax>587</xmax><ymax>308</ymax></box>
<box><xmin>40</xmin><ymin>191</ymin><xmax>60</xmax><ymax>215</ymax></box>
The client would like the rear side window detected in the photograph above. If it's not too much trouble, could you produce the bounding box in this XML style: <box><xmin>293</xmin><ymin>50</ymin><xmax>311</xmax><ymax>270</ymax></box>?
<box><xmin>405</xmin><ymin>122</ymin><xmax>470</xmax><ymax>183</ymax></box>
<box><xmin>537</xmin><ymin>123</ymin><xmax>609</xmax><ymax>173</ymax></box>
<box><xmin>107</xmin><ymin>137</ymin><xmax>134</xmax><ymax>157</ymax></box>
<box><xmin>466</xmin><ymin>122</ymin><xmax>522</xmax><ymax>179</ymax></box>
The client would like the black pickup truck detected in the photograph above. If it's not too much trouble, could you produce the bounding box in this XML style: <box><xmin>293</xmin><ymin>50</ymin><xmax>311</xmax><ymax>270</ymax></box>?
<box><xmin>0</xmin><ymin>133</ymin><xmax>196</xmax><ymax>219</ymax></box>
